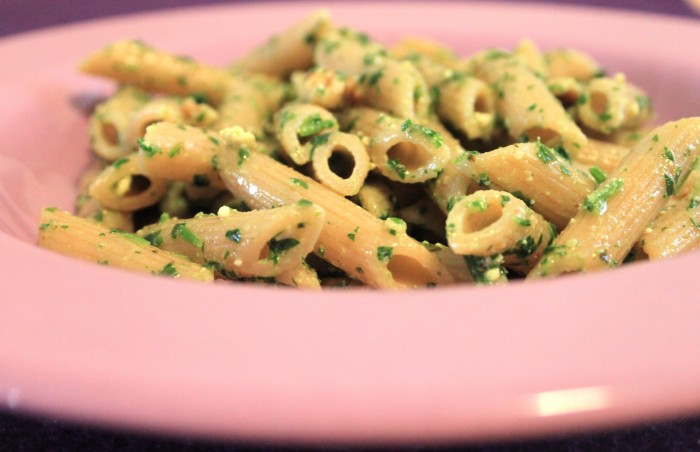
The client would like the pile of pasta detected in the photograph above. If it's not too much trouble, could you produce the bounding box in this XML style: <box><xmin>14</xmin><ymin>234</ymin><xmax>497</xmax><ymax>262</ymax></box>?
<box><xmin>38</xmin><ymin>10</ymin><xmax>700</xmax><ymax>289</ymax></box>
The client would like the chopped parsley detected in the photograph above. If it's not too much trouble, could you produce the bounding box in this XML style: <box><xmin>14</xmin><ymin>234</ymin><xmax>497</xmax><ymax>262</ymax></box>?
<box><xmin>137</xmin><ymin>138</ymin><xmax>161</xmax><ymax>157</ymax></box>
<box><xmin>290</xmin><ymin>178</ymin><xmax>309</xmax><ymax>189</ymax></box>
<box><xmin>582</xmin><ymin>178</ymin><xmax>624</xmax><ymax>214</ymax></box>
<box><xmin>225</xmin><ymin>228</ymin><xmax>241</xmax><ymax>243</ymax></box>
<box><xmin>588</xmin><ymin>166</ymin><xmax>607</xmax><ymax>184</ymax></box>
<box><xmin>400</xmin><ymin>119</ymin><xmax>443</xmax><ymax>149</ymax></box>
<box><xmin>171</xmin><ymin>223</ymin><xmax>204</xmax><ymax>249</ymax></box>
<box><xmin>298</xmin><ymin>114</ymin><xmax>336</xmax><ymax>137</ymax></box>
<box><xmin>267</xmin><ymin>237</ymin><xmax>300</xmax><ymax>264</ymax></box>
<box><xmin>237</xmin><ymin>148</ymin><xmax>250</xmax><ymax>167</ymax></box>
<box><xmin>387</xmin><ymin>158</ymin><xmax>407</xmax><ymax>180</ymax></box>
<box><xmin>143</xmin><ymin>230</ymin><xmax>164</xmax><ymax>247</ymax></box>
<box><xmin>377</xmin><ymin>246</ymin><xmax>393</xmax><ymax>262</ymax></box>
<box><xmin>159</xmin><ymin>262</ymin><xmax>179</xmax><ymax>277</ymax></box>
<box><xmin>112</xmin><ymin>157</ymin><xmax>130</xmax><ymax>169</ymax></box>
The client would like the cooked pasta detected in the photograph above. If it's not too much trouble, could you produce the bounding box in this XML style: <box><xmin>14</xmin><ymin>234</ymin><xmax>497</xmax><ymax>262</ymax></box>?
<box><xmin>37</xmin><ymin>10</ymin><xmax>700</xmax><ymax>290</ymax></box>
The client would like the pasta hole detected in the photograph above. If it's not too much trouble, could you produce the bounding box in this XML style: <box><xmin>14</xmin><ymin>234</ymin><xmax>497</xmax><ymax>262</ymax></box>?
<box><xmin>475</xmin><ymin>93</ymin><xmax>490</xmax><ymax>113</ymax></box>
<box><xmin>386</xmin><ymin>254</ymin><xmax>435</xmax><ymax>287</ymax></box>
<box><xmin>328</xmin><ymin>148</ymin><xmax>355</xmax><ymax>179</ymax></box>
<box><xmin>136</xmin><ymin>120</ymin><xmax>160</xmax><ymax>141</ymax></box>
<box><xmin>387</xmin><ymin>142</ymin><xmax>430</xmax><ymax>171</ymax></box>
<box><xmin>124</xmin><ymin>175</ymin><xmax>152</xmax><ymax>197</ymax></box>
<box><xmin>100</xmin><ymin>122</ymin><xmax>119</xmax><ymax>146</ymax></box>
<box><xmin>590</xmin><ymin>91</ymin><xmax>608</xmax><ymax>114</ymax></box>
<box><xmin>524</xmin><ymin>127</ymin><xmax>560</xmax><ymax>147</ymax></box>
<box><xmin>463</xmin><ymin>203</ymin><xmax>502</xmax><ymax>233</ymax></box>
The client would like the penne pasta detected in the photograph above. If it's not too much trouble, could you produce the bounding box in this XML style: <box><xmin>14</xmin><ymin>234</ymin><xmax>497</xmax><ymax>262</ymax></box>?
<box><xmin>473</xmin><ymin>52</ymin><xmax>588</xmax><ymax>155</ymax></box>
<box><xmin>530</xmin><ymin>117</ymin><xmax>700</xmax><ymax>277</ymax></box>
<box><xmin>340</xmin><ymin>107</ymin><xmax>449</xmax><ymax>183</ymax></box>
<box><xmin>217</xmin><ymin>133</ymin><xmax>454</xmax><ymax>289</ymax></box>
<box><xmin>80</xmin><ymin>40</ymin><xmax>232</xmax><ymax>105</ymax></box>
<box><xmin>137</xmin><ymin>203</ymin><xmax>325</xmax><ymax>278</ymax></box>
<box><xmin>309</xmin><ymin>131</ymin><xmax>370</xmax><ymax>196</ymax></box>
<box><xmin>455</xmin><ymin>141</ymin><xmax>595</xmax><ymax>229</ymax></box>
<box><xmin>38</xmin><ymin>208</ymin><xmax>214</xmax><ymax>282</ymax></box>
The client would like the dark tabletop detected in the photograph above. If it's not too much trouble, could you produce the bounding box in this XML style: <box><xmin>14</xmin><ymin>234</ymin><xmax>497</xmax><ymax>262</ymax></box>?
<box><xmin>2</xmin><ymin>0</ymin><xmax>700</xmax><ymax>450</ymax></box>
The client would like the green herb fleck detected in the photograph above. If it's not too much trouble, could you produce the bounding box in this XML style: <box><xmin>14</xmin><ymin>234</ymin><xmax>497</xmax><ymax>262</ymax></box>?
<box><xmin>112</xmin><ymin>157</ymin><xmax>130</xmax><ymax>169</ymax></box>
<box><xmin>290</xmin><ymin>178</ymin><xmax>309</xmax><ymax>189</ymax></box>
<box><xmin>267</xmin><ymin>237</ymin><xmax>300</xmax><ymax>264</ymax></box>
<box><xmin>298</xmin><ymin>114</ymin><xmax>336</xmax><ymax>137</ymax></box>
<box><xmin>377</xmin><ymin>246</ymin><xmax>393</xmax><ymax>262</ymax></box>
<box><xmin>225</xmin><ymin>228</ymin><xmax>241</xmax><ymax>243</ymax></box>
<box><xmin>582</xmin><ymin>178</ymin><xmax>624</xmax><ymax>214</ymax></box>
<box><xmin>400</xmin><ymin>119</ymin><xmax>443</xmax><ymax>149</ymax></box>
<box><xmin>159</xmin><ymin>262</ymin><xmax>179</xmax><ymax>277</ymax></box>
<box><xmin>171</xmin><ymin>223</ymin><xmax>204</xmax><ymax>249</ymax></box>
<box><xmin>589</xmin><ymin>166</ymin><xmax>607</xmax><ymax>184</ymax></box>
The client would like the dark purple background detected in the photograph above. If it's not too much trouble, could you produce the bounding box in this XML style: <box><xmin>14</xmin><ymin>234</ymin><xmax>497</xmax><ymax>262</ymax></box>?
<box><xmin>0</xmin><ymin>0</ymin><xmax>698</xmax><ymax>38</ymax></box>
<box><xmin>2</xmin><ymin>0</ymin><xmax>700</xmax><ymax>450</ymax></box>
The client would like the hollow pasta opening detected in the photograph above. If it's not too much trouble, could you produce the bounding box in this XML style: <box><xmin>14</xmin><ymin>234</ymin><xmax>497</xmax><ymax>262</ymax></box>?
<box><xmin>590</xmin><ymin>91</ymin><xmax>608</xmax><ymax>115</ymax></box>
<box><xmin>474</xmin><ymin>92</ymin><xmax>491</xmax><ymax>114</ymax></box>
<box><xmin>386</xmin><ymin>142</ymin><xmax>431</xmax><ymax>171</ymax></box>
<box><xmin>462</xmin><ymin>202</ymin><xmax>502</xmax><ymax>233</ymax></box>
<box><xmin>387</xmin><ymin>253</ymin><xmax>435</xmax><ymax>287</ymax></box>
<box><xmin>100</xmin><ymin>122</ymin><xmax>119</xmax><ymax>146</ymax></box>
<box><xmin>523</xmin><ymin>127</ymin><xmax>560</xmax><ymax>147</ymax></box>
<box><xmin>328</xmin><ymin>147</ymin><xmax>355</xmax><ymax>179</ymax></box>
<box><xmin>115</xmin><ymin>175</ymin><xmax>152</xmax><ymax>197</ymax></box>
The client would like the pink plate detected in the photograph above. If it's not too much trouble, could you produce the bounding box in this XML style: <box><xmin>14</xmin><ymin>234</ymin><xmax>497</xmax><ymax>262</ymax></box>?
<box><xmin>1</xmin><ymin>1</ymin><xmax>700</xmax><ymax>444</ymax></box>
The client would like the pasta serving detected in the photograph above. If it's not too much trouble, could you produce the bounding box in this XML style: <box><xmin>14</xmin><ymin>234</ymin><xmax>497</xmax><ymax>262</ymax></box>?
<box><xmin>38</xmin><ymin>10</ymin><xmax>700</xmax><ymax>289</ymax></box>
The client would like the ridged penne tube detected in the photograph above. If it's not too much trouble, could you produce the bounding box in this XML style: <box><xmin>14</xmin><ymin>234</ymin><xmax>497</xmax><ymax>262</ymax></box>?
<box><xmin>473</xmin><ymin>54</ymin><xmax>588</xmax><ymax>154</ymax></box>
<box><xmin>544</xmin><ymin>48</ymin><xmax>603</xmax><ymax>82</ymax></box>
<box><xmin>38</xmin><ymin>208</ymin><xmax>214</xmax><ymax>282</ymax></box>
<box><xmin>89</xmin><ymin>86</ymin><xmax>150</xmax><ymax>161</ymax></box>
<box><xmin>273</xmin><ymin>103</ymin><xmax>339</xmax><ymax>165</ymax></box>
<box><xmin>351</xmin><ymin>59</ymin><xmax>431</xmax><ymax>119</ymax></box>
<box><xmin>446</xmin><ymin>190</ymin><xmax>554</xmax><ymax>274</ymax></box>
<box><xmin>309</xmin><ymin>131</ymin><xmax>370</xmax><ymax>196</ymax></box>
<box><xmin>126</xmin><ymin>97</ymin><xmax>218</xmax><ymax>147</ymax></box>
<box><xmin>425</xmin><ymin>120</ymin><xmax>471</xmax><ymax>213</ymax></box>
<box><xmin>79</xmin><ymin>40</ymin><xmax>232</xmax><ymax>105</ymax></box>
<box><xmin>413</xmin><ymin>57</ymin><xmax>496</xmax><ymax>140</ymax></box>
<box><xmin>230</xmin><ymin>9</ymin><xmax>331</xmax><ymax>78</ymax></box>
<box><xmin>455</xmin><ymin>142</ymin><xmax>595</xmax><ymax>229</ymax></box>
<box><xmin>577</xmin><ymin>74</ymin><xmax>653</xmax><ymax>134</ymax></box>
<box><xmin>340</xmin><ymin>108</ymin><xmax>449</xmax><ymax>183</ymax></box>
<box><xmin>572</xmin><ymin>138</ymin><xmax>630</xmax><ymax>174</ymax></box>
<box><xmin>529</xmin><ymin>117</ymin><xmax>700</xmax><ymax>277</ymax></box>
<box><xmin>137</xmin><ymin>203</ymin><xmax>325</xmax><ymax>278</ymax></box>
<box><xmin>212</xmin><ymin>74</ymin><xmax>288</xmax><ymax>138</ymax></box>
<box><xmin>641</xmin><ymin>171</ymin><xmax>700</xmax><ymax>259</ymax></box>
<box><xmin>290</xmin><ymin>68</ymin><xmax>347</xmax><ymax>110</ymax></box>
<box><xmin>218</xmin><ymin>139</ymin><xmax>454</xmax><ymax>289</ymax></box>
<box><xmin>137</xmin><ymin>122</ymin><xmax>227</xmax><ymax>189</ymax></box>
<box><xmin>88</xmin><ymin>156</ymin><xmax>169</xmax><ymax>211</ymax></box>
<box><xmin>276</xmin><ymin>261</ymin><xmax>322</xmax><ymax>290</ymax></box>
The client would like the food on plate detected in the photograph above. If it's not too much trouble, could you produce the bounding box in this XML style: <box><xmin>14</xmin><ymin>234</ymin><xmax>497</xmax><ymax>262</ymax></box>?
<box><xmin>37</xmin><ymin>10</ymin><xmax>700</xmax><ymax>289</ymax></box>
